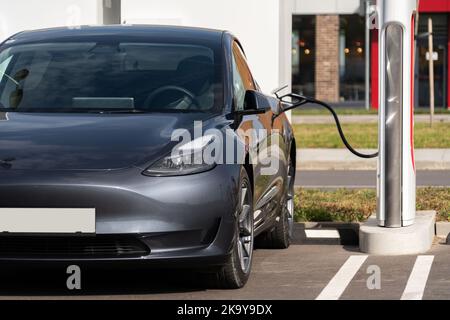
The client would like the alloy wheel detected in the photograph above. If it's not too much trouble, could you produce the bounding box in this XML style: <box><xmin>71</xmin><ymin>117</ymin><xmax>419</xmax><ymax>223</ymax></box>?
<box><xmin>286</xmin><ymin>158</ymin><xmax>295</xmax><ymax>238</ymax></box>
<box><xmin>237</xmin><ymin>180</ymin><xmax>254</xmax><ymax>274</ymax></box>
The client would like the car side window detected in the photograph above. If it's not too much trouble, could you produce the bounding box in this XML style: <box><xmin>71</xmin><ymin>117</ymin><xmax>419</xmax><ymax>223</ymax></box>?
<box><xmin>232</xmin><ymin>42</ymin><xmax>256</xmax><ymax>111</ymax></box>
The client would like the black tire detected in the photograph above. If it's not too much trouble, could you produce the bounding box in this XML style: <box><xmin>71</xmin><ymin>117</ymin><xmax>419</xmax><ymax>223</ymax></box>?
<box><xmin>256</xmin><ymin>156</ymin><xmax>295</xmax><ymax>249</ymax></box>
<box><xmin>210</xmin><ymin>167</ymin><xmax>254</xmax><ymax>289</ymax></box>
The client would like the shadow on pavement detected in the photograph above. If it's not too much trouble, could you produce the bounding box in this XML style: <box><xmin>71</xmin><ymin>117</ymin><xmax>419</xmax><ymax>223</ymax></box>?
<box><xmin>0</xmin><ymin>225</ymin><xmax>363</xmax><ymax>296</ymax></box>
<box><xmin>0</xmin><ymin>265</ymin><xmax>209</xmax><ymax>297</ymax></box>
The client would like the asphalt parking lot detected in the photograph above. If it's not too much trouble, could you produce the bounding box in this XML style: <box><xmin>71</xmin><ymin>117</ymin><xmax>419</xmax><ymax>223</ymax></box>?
<box><xmin>0</xmin><ymin>225</ymin><xmax>448</xmax><ymax>300</ymax></box>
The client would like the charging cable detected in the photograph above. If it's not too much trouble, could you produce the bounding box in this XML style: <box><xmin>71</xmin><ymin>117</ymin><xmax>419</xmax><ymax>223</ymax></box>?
<box><xmin>277</xmin><ymin>93</ymin><xmax>378</xmax><ymax>159</ymax></box>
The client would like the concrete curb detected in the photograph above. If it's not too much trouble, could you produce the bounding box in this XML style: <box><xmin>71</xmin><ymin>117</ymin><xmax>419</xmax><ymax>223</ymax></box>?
<box><xmin>294</xmin><ymin>222</ymin><xmax>359</xmax><ymax>246</ymax></box>
<box><xmin>298</xmin><ymin>215</ymin><xmax>446</xmax><ymax>250</ymax></box>
<box><xmin>298</xmin><ymin>161</ymin><xmax>377</xmax><ymax>171</ymax></box>
<box><xmin>436</xmin><ymin>221</ymin><xmax>450</xmax><ymax>239</ymax></box>
<box><xmin>296</xmin><ymin>148</ymin><xmax>450</xmax><ymax>170</ymax></box>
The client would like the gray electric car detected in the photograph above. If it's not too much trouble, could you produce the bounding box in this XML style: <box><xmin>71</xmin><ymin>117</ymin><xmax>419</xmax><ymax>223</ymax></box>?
<box><xmin>0</xmin><ymin>25</ymin><xmax>296</xmax><ymax>288</ymax></box>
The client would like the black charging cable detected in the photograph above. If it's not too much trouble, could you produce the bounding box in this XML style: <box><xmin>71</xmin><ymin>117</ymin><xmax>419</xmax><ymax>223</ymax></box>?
<box><xmin>277</xmin><ymin>93</ymin><xmax>378</xmax><ymax>159</ymax></box>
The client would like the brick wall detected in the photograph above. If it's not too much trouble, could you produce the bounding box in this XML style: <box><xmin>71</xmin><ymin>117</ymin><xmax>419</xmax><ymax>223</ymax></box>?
<box><xmin>315</xmin><ymin>15</ymin><xmax>340</xmax><ymax>102</ymax></box>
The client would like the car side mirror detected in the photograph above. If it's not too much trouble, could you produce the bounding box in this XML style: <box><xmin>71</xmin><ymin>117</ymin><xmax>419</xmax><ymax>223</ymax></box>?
<box><xmin>236</xmin><ymin>90</ymin><xmax>271</xmax><ymax>115</ymax></box>
<box><xmin>13</xmin><ymin>69</ymin><xmax>29</xmax><ymax>82</ymax></box>
<box><xmin>9</xmin><ymin>88</ymin><xmax>23</xmax><ymax>109</ymax></box>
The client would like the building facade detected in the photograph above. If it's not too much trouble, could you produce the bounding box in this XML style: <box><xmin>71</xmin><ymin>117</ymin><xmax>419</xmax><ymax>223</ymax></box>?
<box><xmin>0</xmin><ymin>0</ymin><xmax>448</xmax><ymax>109</ymax></box>
<box><xmin>0</xmin><ymin>0</ymin><xmax>121</xmax><ymax>38</ymax></box>
<box><xmin>294</xmin><ymin>0</ymin><xmax>450</xmax><ymax>109</ymax></box>
<box><xmin>292</xmin><ymin>0</ymin><xmax>368</xmax><ymax>105</ymax></box>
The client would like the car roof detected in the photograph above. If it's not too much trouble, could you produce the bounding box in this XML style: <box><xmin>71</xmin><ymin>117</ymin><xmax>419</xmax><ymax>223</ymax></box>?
<box><xmin>7</xmin><ymin>25</ymin><xmax>226</xmax><ymax>44</ymax></box>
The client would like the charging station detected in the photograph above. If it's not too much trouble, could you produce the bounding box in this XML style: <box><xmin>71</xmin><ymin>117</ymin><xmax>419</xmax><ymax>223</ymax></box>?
<box><xmin>377</xmin><ymin>0</ymin><xmax>417</xmax><ymax>228</ymax></box>
<box><xmin>275</xmin><ymin>0</ymin><xmax>435</xmax><ymax>255</ymax></box>
<box><xmin>358</xmin><ymin>0</ymin><xmax>436</xmax><ymax>255</ymax></box>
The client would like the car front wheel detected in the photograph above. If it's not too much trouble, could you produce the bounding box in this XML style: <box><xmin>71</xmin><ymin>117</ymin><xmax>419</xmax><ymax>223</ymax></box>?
<box><xmin>212</xmin><ymin>167</ymin><xmax>254</xmax><ymax>289</ymax></box>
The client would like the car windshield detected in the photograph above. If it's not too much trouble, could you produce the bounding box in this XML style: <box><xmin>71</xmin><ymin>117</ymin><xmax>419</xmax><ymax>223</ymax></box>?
<box><xmin>0</xmin><ymin>40</ymin><xmax>223</xmax><ymax>113</ymax></box>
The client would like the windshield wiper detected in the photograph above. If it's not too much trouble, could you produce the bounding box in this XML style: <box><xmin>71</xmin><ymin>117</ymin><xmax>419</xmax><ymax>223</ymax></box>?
<box><xmin>86</xmin><ymin>109</ymin><xmax>150</xmax><ymax>114</ymax></box>
<box><xmin>149</xmin><ymin>108</ymin><xmax>208</xmax><ymax>114</ymax></box>
<box><xmin>87</xmin><ymin>109</ymin><xmax>208</xmax><ymax>114</ymax></box>
<box><xmin>0</xmin><ymin>107</ymin><xmax>209</xmax><ymax>114</ymax></box>
<box><xmin>0</xmin><ymin>108</ymin><xmax>149</xmax><ymax>114</ymax></box>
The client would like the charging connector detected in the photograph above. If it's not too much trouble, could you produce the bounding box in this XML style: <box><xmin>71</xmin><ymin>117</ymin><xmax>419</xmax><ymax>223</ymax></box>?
<box><xmin>277</xmin><ymin>93</ymin><xmax>378</xmax><ymax>159</ymax></box>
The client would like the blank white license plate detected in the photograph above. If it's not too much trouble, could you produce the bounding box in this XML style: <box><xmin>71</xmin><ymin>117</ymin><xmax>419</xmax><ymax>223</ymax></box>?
<box><xmin>0</xmin><ymin>208</ymin><xmax>96</xmax><ymax>234</ymax></box>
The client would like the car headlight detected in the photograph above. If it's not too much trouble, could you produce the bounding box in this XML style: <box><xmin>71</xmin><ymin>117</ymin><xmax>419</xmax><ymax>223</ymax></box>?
<box><xmin>143</xmin><ymin>135</ymin><xmax>217</xmax><ymax>176</ymax></box>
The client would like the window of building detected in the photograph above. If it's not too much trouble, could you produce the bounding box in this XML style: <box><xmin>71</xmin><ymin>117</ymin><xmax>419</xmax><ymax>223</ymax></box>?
<box><xmin>416</xmin><ymin>13</ymin><xmax>448</xmax><ymax>108</ymax></box>
<box><xmin>103</xmin><ymin>0</ymin><xmax>121</xmax><ymax>24</ymax></box>
<box><xmin>292</xmin><ymin>15</ymin><xmax>316</xmax><ymax>97</ymax></box>
<box><xmin>339</xmin><ymin>14</ymin><xmax>366</xmax><ymax>102</ymax></box>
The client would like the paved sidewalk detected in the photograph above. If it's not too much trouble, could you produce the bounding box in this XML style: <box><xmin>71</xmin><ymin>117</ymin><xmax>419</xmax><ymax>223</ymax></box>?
<box><xmin>292</xmin><ymin>114</ymin><xmax>450</xmax><ymax>124</ymax></box>
<box><xmin>295</xmin><ymin>170</ymin><xmax>450</xmax><ymax>188</ymax></box>
<box><xmin>296</xmin><ymin>148</ymin><xmax>450</xmax><ymax>170</ymax></box>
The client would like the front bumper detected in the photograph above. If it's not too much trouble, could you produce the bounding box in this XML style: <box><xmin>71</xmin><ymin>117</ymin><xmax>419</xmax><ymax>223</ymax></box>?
<box><xmin>0</xmin><ymin>164</ymin><xmax>241</xmax><ymax>266</ymax></box>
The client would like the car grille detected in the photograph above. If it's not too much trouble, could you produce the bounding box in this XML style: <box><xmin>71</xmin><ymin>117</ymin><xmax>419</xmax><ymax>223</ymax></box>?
<box><xmin>0</xmin><ymin>235</ymin><xmax>150</xmax><ymax>258</ymax></box>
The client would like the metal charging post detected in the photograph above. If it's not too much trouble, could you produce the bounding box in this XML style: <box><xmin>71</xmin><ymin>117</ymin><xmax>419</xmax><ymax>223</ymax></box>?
<box><xmin>377</xmin><ymin>0</ymin><xmax>418</xmax><ymax>228</ymax></box>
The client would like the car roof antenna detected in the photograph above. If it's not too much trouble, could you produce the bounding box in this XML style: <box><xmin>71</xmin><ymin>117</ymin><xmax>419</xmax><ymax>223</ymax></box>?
<box><xmin>271</xmin><ymin>84</ymin><xmax>289</xmax><ymax>99</ymax></box>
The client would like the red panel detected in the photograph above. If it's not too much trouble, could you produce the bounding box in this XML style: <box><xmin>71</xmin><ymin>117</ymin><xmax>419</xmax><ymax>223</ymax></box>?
<box><xmin>370</xmin><ymin>0</ymin><xmax>450</xmax><ymax>109</ymax></box>
<box><xmin>419</xmin><ymin>0</ymin><xmax>450</xmax><ymax>12</ymax></box>
<box><xmin>448</xmin><ymin>14</ymin><xmax>450</xmax><ymax>109</ymax></box>
<box><xmin>371</xmin><ymin>29</ymin><xmax>379</xmax><ymax>109</ymax></box>
<box><xmin>411</xmin><ymin>15</ymin><xmax>416</xmax><ymax>171</ymax></box>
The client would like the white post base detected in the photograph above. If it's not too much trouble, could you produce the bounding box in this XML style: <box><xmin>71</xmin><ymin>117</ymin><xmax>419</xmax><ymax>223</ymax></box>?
<box><xmin>360</xmin><ymin>211</ymin><xmax>435</xmax><ymax>255</ymax></box>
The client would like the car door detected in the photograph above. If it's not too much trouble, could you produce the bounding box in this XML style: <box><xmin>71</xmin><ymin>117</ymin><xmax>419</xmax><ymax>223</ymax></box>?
<box><xmin>231</xmin><ymin>41</ymin><xmax>285</xmax><ymax>229</ymax></box>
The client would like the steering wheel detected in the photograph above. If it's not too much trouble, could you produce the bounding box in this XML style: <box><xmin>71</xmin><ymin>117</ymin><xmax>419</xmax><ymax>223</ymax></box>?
<box><xmin>144</xmin><ymin>85</ymin><xmax>201</xmax><ymax>110</ymax></box>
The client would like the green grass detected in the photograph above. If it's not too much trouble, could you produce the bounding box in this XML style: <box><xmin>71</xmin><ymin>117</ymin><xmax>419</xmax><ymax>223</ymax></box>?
<box><xmin>294</xmin><ymin>187</ymin><xmax>450</xmax><ymax>222</ymax></box>
<box><xmin>415</xmin><ymin>108</ymin><xmax>450</xmax><ymax>115</ymax></box>
<box><xmin>293</xmin><ymin>107</ymin><xmax>378</xmax><ymax>116</ymax></box>
<box><xmin>292</xmin><ymin>107</ymin><xmax>450</xmax><ymax>116</ymax></box>
<box><xmin>294</xmin><ymin>123</ymin><xmax>450</xmax><ymax>149</ymax></box>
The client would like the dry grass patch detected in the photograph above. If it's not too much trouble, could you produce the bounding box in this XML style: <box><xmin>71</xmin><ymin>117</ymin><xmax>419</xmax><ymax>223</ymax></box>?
<box><xmin>295</xmin><ymin>187</ymin><xmax>450</xmax><ymax>222</ymax></box>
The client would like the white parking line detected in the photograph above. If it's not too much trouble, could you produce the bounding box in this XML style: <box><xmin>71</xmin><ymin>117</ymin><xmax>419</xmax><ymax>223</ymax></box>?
<box><xmin>401</xmin><ymin>255</ymin><xmax>434</xmax><ymax>300</ymax></box>
<box><xmin>316</xmin><ymin>255</ymin><xmax>368</xmax><ymax>300</ymax></box>
<box><xmin>305</xmin><ymin>230</ymin><xmax>340</xmax><ymax>239</ymax></box>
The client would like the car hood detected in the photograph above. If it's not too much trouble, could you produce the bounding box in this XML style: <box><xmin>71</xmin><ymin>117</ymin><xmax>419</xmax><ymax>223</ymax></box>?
<box><xmin>0</xmin><ymin>112</ymin><xmax>216</xmax><ymax>171</ymax></box>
